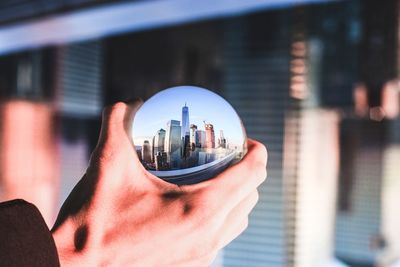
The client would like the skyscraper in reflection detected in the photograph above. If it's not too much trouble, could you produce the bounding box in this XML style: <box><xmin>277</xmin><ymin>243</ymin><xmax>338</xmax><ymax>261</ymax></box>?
<box><xmin>154</xmin><ymin>128</ymin><xmax>166</xmax><ymax>155</ymax></box>
<box><xmin>165</xmin><ymin>120</ymin><xmax>181</xmax><ymax>153</ymax></box>
<box><xmin>190</xmin><ymin>124</ymin><xmax>197</xmax><ymax>150</ymax></box>
<box><xmin>205</xmin><ymin>123</ymin><xmax>215</xmax><ymax>148</ymax></box>
<box><xmin>196</xmin><ymin>130</ymin><xmax>206</xmax><ymax>148</ymax></box>
<box><xmin>155</xmin><ymin>151</ymin><xmax>168</xmax><ymax>171</ymax></box>
<box><xmin>165</xmin><ymin>120</ymin><xmax>181</xmax><ymax>168</ymax></box>
<box><xmin>218</xmin><ymin>130</ymin><xmax>226</xmax><ymax>148</ymax></box>
<box><xmin>142</xmin><ymin>140</ymin><xmax>151</xmax><ymax>163</ymax></box>
<box><xmin>151</xmin><ymin>136</ymin><xmax>155</xmax><ymax>163</ymax></box>
<box><xmin>181</xmin><ymin>103</ymin><xmax>190</xmax><ymax>138</ymax></box>
<box><xmin>181</xmin><ymin>103</ymin><xmax>190</xmax><ymax>158</ymax></box>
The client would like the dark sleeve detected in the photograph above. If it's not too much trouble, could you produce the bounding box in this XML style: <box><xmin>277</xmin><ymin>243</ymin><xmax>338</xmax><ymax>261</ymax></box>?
<box><xmin>0</xmin><ymin>199</ymin><xmax>60</xmax><ymax>267</ymax></box>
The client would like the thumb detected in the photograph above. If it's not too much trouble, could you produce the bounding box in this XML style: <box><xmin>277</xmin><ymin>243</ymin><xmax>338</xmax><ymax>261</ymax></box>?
<box><xmin>91</xmin><ymin>99</ymin><xmax>144</xmax><ymax>173</ymax></box>
<box><xmin>97</xmin><ymin>99</ymin><xmax>143</xmax><ymax>148</ymax></box>
<box><xmin>88</xmin><ymin>99</ymin><xmax>145</xmax><ymax>189</ymax></box>
<box><xmin>91</xmin><ymin>99</ymin><xmax>176</xmax><ymax>191</ymax></box>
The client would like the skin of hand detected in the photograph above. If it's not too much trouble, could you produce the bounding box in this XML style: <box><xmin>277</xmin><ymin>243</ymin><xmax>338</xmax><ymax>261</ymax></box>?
<box><xmin>51</xmin><ymin>100</ymin><xmax>268</xmax><ymax>267</ymax></box>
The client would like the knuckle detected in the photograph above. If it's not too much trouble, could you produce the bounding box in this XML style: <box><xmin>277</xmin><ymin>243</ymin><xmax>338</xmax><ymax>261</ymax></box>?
<box><xmin>245</xmin><ymin>164</ymin><xmax>266</xmax><ymax>188</ymax></box>
<box><xmin>252</xmin><ymin>191</ymin><xmax>260</xmax><ymax>205</ymax></box>
<box><xmin>259</xmin><ymin>167</ymin><xmax>267</xmax><ymax>181</ymax></box>
<box><xmin>253</xmin><ymin>141</ymin><xmax>268</xmax><ymax>161</ymax></box>
<box><xmin>250</xmin><ymin>141</ymin><xmax>268</xmax><ymax>167</ymax></box>
<box><xmin>260</xmin><ymin>144</ymin><xmax>268</xmax><ymax>163</ymax></box>
<box><xmin>249</xmin><ymin>192</ymin><xmax>260</xmax><ymax>212</ymax></box>
<box><xmin>241</xmin><ymin>218</ymin><xmax>249</xmax><ymax>232</ymax></box>
<box><xmin>252</xmin><ymin>161</ymin><xmax>267</xmax><ymax>184</ymax></box>
<box><xmin>243</xmin><ymin>216</ymin><xmax>249</xmax><ymax>228</ymax></box>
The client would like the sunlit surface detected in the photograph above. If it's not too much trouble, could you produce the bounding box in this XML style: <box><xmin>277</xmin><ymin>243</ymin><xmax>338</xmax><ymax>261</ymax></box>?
<box><xmin>132</xmin><ymin>86</ymin><xmax>247</xmax><ymax>185</ymax></box>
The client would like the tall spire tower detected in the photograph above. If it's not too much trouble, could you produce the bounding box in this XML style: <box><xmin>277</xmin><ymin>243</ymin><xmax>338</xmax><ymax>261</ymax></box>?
<box><xmin>181</xmin><ymin>103</ymin><xmax>190</xmax><ymax>138</ymax></box>
<box><xmin>181</xmin><ymin>103</ymin><xmax>190</xmax><ymax>158</ymax></box>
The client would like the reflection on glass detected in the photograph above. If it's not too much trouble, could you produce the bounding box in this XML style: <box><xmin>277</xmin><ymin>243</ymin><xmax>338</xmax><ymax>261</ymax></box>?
<box><xmin>132</xmin><ymin>86</ymin><xmax>247</xmax><ymax>185</ymax></box>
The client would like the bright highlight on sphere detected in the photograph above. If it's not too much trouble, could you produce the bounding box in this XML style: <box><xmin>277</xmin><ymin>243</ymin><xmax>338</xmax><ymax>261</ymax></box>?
<box><xmin>132</xmin><ymin>86</ymin><xmax>247</xmax><ymax>185</ymax></box>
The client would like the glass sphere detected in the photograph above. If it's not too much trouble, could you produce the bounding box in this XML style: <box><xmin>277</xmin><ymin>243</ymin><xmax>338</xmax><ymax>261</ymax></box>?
<box><xmin>132</xmin><ymin>86</ymin><xmax>247</xmax><ymax>185</ymax></box>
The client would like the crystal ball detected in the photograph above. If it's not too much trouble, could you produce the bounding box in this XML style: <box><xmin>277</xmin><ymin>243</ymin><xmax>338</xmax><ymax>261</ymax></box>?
<box><xmin>132</xmin><ymin>86</ymin><xmax>247</xmax><ymax>185</ymax></box>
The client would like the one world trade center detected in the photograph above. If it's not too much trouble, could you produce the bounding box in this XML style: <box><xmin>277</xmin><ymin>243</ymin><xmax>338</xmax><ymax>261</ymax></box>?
<box><xmin>181</xmin><ymin>103</ymin><xmax>190</xmax><ymax>158</ymax></box>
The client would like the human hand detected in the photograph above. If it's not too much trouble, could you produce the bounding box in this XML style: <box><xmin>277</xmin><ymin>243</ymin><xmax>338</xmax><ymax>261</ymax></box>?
<box><xmin>51</xmin><ymin>101</ymin><xmax>268</xmax><ymax>267</ymax></box>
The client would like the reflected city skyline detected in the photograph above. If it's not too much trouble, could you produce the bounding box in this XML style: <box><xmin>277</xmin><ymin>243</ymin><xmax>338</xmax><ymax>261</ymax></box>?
<box><xmin>134</xmin><ymin>102</ymin><xmax>240</xmax><ymax>171</ymax></box>
<box><xmin>132</xmin><ymin>86</ymin><xmax>247</xmax><ymax>184</ymax></box>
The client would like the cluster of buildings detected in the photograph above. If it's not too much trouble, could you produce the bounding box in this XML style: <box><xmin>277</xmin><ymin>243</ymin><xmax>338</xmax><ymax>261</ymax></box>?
<box><xmin>136</xmin><ymin>104</ymin><xmax>229</xmax><ymax>171</ymax></box>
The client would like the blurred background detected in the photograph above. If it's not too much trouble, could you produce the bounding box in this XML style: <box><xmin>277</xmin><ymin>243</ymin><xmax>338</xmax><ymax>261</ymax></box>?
<box><xmin>0</xmin><ymin>0</ymin><xmax>399</xmax><ymax>266</ymax></box>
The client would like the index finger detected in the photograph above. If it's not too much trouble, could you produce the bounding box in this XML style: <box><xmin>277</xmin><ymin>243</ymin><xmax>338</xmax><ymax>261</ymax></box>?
<box><xmin>196</xmin><ymin>138</ymin><xmax>268</xmax><ymax>210</ymax></box>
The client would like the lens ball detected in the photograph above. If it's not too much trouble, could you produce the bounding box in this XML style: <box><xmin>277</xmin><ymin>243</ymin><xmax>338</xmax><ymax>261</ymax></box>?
<box><xmin>132</xmin><ymin>86</ymin><xmax>247</xmax><ymax>185</ymax></box>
